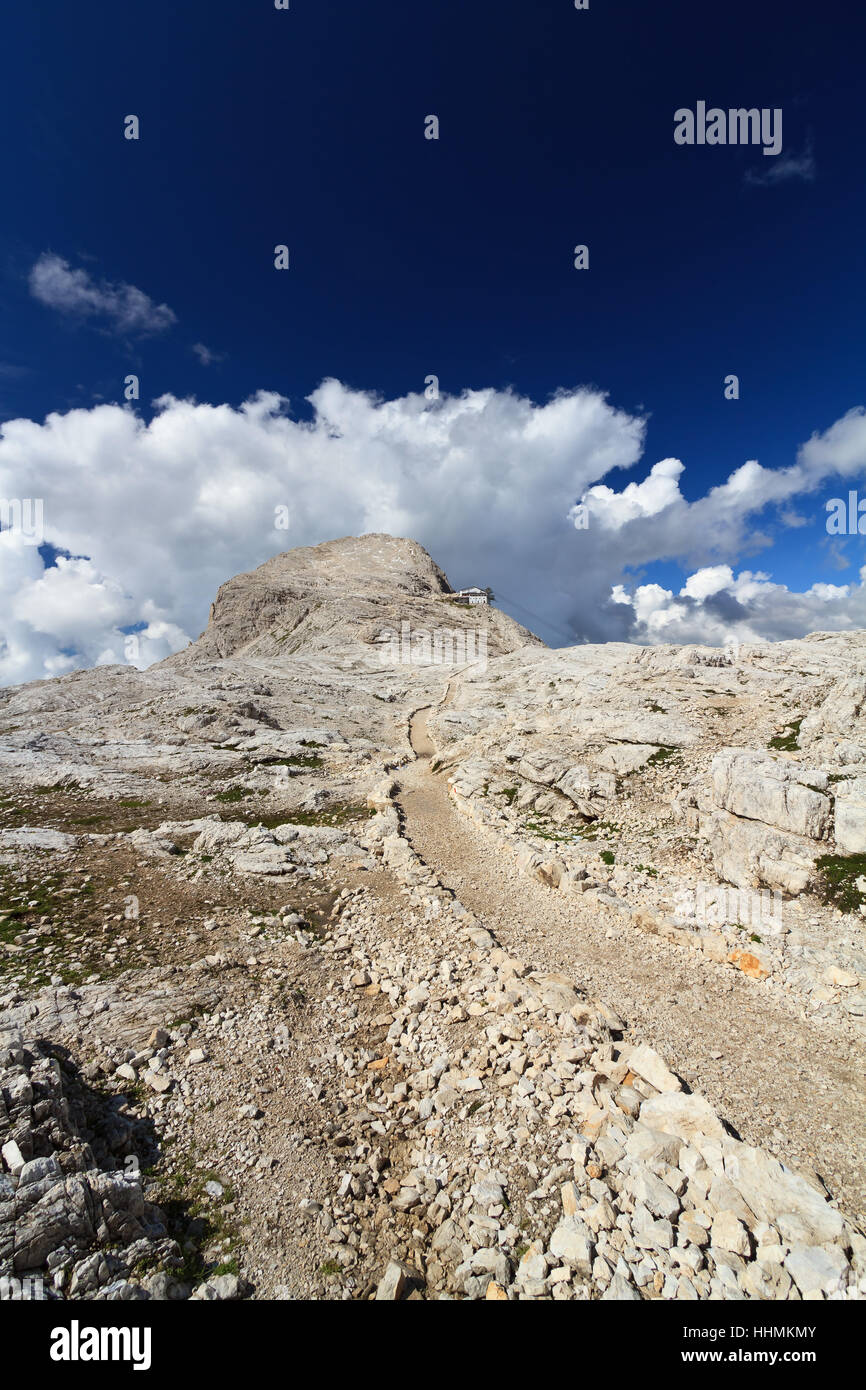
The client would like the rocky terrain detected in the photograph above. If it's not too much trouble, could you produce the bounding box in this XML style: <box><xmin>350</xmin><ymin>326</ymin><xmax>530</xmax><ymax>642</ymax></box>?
<box><xmin>0</xmin><ymin>534</ymin><xmax>864</xmax><ymax>1302</ymax></box>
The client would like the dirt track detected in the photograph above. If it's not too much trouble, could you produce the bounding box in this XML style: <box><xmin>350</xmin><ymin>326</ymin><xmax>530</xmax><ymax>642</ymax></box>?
<box><xmin>397</xmin><ymin>696</ymin><xmax>866</xmax><ymax>1228</ymax></box>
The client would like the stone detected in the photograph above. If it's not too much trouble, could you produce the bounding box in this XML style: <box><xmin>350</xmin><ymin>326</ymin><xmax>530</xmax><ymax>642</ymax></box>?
<box><xmin>823</xmin><ymin>966</ymin><xmax>859</xmax><ymax>989</ymax></box>
<box><xmin>710</xmin><ymin>1210</ymin><xmax>751</xmax><ymax>1256</ymax></box>
<box><xmin>833</xmin><ymin>777</ymin><xmax>866</xmax><ymax>854</ymax></box>
<box><xmin>549</xmin><ymin>1217</ymin><xmax>595</xmax><ymax>1276</ymax></box>
<box><xmin>627</xmin><ymin>1170</ymin><xmax>680</xmax><ymax>1223</ymax></box>
<box><xmin>601</xmin><ymin>1273</ymin><xmax>640</xmax><ymax>1300</ymax></box>
<box><xmin>627</xmin><ymin>1044</ymin><xmax>682</xmax><ymax>1094</ymax></box>
<box><xmin>1</xmin><ymin>1140</ymin><xmax>25</xmax><ymax>1177</ymax></box>
<box><xmin>466</xmin><ymin>1247</ymin><xmax>511</xmax><ymax>1287</ymax></box>
<box><xmin>375</xmin><ymin>1259</ymin><xmax>418</xmax><ymax>1301</ymax></box>
<box><xmin>470</xmin><ymin>1177</ymin><xmax>505</xmax><ymax>1207</ymax></box>
<box><xmin>485</xmin><ymin>1280</ymin><xmax>508</xmax><ymax>1300</ymax></box>
<box><xmin>712</xmin><ymin>751</ymin><xmax>831</xmax><ymax>839</ymax></box>
<box><xmin>143</xmin><ymin>1071</ymin><xmax>171</xmax><ymax>1093</ymax></box>
<box><xmin>721</xmin><ymin>1147</ymin><xmax>846</xmax><ymax>1246</ymax></box>
<box><xmin>727</xmin><ymin>950</ymin><xmax>770</xmax><ymax>981</ymax></box>
<box><xmin>560</xmin><ymin>1181</ymin><xmax>581</xmax><ymax>1217</ymax></box>
<box><xmin>639</xmin><ymin>1092</ymin><xmax>726</xmax><ymax>1144</ymax></box>
<box><xmin>190</xmin><ymin>1274</ymin><xmax>243</xmax><ymax>1301</ymax></box>
<box><xmin>785</xmin><ymin>1244</ymin><xmax>849</xmax><ymax>1300</ymax></box>
<box><xmin>18</xmin><ymin>1157</ymin><xmax>62</xmax><ymax>1188</ymax></box>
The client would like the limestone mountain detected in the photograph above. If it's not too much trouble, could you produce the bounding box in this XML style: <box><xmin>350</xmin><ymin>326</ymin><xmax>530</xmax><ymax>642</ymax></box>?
<box><xmin>174</xmin><ymin>533</ymin><xmax>539</xmax><ymax>663</ymax></box>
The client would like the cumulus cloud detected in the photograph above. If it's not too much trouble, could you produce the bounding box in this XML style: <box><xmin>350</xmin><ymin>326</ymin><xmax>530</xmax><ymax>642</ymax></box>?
<box><xmin>1</xmin><ymin>381</ymin><xmax>865</xmax><ymax>684</ymax></box>
<box><xmin>28</xmin><ymin>254</ymin><xmax>177</xmax><ymax>336</ymax></box>
<box><xmin>611</xmin><ymin>564</ymin><xmax>861</xmax><ymax>647</ymax></box>
<box><xmin>0</xmin><ymin>532</ymin><xmax>190</xmax><ymax>685</ymax></box>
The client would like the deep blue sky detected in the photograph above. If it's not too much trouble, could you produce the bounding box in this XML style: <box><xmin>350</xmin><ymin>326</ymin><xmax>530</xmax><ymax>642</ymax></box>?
<box><xmin>1</xmin><ymin>0</ymin><xmax>864</xmax><ymax>603</ymax></box>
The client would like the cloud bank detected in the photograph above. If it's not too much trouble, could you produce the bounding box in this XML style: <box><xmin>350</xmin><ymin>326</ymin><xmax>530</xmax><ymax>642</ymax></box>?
<box><xmin>1</xmin><ymin>381</ymin><xmax>865</xmax><ymax>684</ymax></box>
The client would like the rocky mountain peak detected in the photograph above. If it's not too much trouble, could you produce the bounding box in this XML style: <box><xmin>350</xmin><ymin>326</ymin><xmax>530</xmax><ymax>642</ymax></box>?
<box><xmin>177</xmin><ymin>533</ymin><xmax>539</xmax><ymax>662</ymax></box>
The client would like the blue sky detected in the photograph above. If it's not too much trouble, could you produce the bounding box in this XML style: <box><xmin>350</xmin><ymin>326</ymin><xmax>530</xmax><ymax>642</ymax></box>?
<box><xmin>1</xmin><ymin>0</ymin><xmax>865</xmax><ymax>677</ymax></box>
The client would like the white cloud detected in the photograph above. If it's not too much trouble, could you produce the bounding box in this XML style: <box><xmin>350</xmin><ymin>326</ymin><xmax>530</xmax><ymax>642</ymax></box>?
<box><xmin>192</xmin><ymin>343</ymin><xmax>224</xmax><ymax>366</ymax></box>
<box><xmin>28</xmin><ymin>254</ymin><xmax>176</xmax><ymax>336</ymax></box>
<box><xmin>610</xmin><ymin>564</ymin><xmax>861</xmax><ymax>648</ymax></box>
<box><xmin>1</xmin><ymin>382</ymin><xmax>866</xmax><ymax>684</ymax></box>
<box><xmin>745</xmin><ymin>135</ymin><xmax>816</xmax><ymax>187</ymax></box>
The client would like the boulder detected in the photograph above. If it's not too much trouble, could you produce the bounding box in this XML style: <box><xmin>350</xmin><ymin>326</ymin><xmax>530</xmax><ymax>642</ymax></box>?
<box><xmin>833</xmin><ymin>776</ymin><xmax>866</xmax><ymax>853</ymax></box>
<box><xmin>711</xmin><ymin>750</ymin><xmax>831</xmax><ymax>839</ymax></box>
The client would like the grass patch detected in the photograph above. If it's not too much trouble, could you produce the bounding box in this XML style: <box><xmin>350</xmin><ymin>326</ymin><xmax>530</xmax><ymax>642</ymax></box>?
<box><xmin>600</xmin><ymin>849</ymin><xmax>615</xmax><ymax>866</ymax></box>
<box><xmin>524</xmin><ymin>819</ymin><xmax>571</xmax><ymax>843</ymax></box>
<box><xmin>647</xmin><ymin>747</ymin><xmax>678</xmax><ymax>766</ymax></box>
<box><xmin>816</xmin><ymin>852</ymin><xmax>866</xmax><ymax>914</ymax></box>
<box><xmin>768</xmin><ymin>718</ymin><xmax>802</xmax><ymax>752</ymax></box>
<box><xmin>244</xmin><ymin>803</ymin><xmax>375</xmax><ymax>832</ymax></box>
<box><xmin>215</xmin><ymin>786</ymin><xmax>256</xmax><ymax>803</ymax></box>
<box><xmin>574</xmin><ymin>819</ymin><xmax>620</xmax><ymax>839</ymax></box>
<box><xmin>149</xmin><ymin>1158</ymin><xmax>239</xmax><ymax>1287</ymax></box>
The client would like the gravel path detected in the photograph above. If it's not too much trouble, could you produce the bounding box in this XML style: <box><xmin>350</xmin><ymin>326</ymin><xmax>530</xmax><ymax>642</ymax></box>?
<box><xmin>397</xmin><ymin>703</ymin><xmax>866</xmax><ymax>1230</ymax></box>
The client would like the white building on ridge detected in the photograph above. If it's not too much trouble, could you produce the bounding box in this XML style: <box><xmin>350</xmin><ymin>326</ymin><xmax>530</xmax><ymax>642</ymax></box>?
<box><xmin>452</xmin><ymin>587</ymin><xmax>489</xmax><ymax>607</ymax></box>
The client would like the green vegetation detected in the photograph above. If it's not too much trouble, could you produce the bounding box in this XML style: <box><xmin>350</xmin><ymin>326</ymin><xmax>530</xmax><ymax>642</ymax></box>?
<box><xmin>149</xmin><ymin>1158</ymin><xmax>239</xmax><ymax>1287</ymax></box>
<box><xmin>816</xmin><ymin>852</ymin><xmax>866</xmax><ymax>914</ymax></box>
<box><xmin>523</xmin><ymin>816</ymin><xmax>622</xmax><ymax>847</ymax></box>
<box><xmin>600</xmin><ymin>849</ymin><xmax>615</xmax><ymax>866</ymax></box>
<box><xmin>0</xmin><ymin>865</ymin><xmax>103</xmax><ymax>989</ymax></box>
<box><xmin>524</xmin><ymin>820</ymin><xmax>571</xmax><ymax>842</ymax></box>
<box><xmin>265</xmin><ymin>753</ymin><xmax>324</xmax><ymax>770</ymax></box>
<box><xmin>768</xmin><ymin>718</ymin><xmax>802</xmax><ymax>752</ymax></box>
<box><xmin>241</xmin><ymin>802</ymin><xmax>375</xmax><ymax>832</ymax></box>
<box><xmin>215</xmin><ymin>786</ymin><xmax>256</xmax><ymax>803</ymax></box>
<box><xmin>575</xmin><ymin>819</ymin><xmax>621</xmax><ymax>839</ymax></box>
<box><xmin>502</xmin><ymin>787</ymin><xmax>518</xmax><ymax>804</ymax></box>
<box><xmin>647</xmin><ymin>747</ymin><xmax>678</xmax><ymax>766</ymax></box>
